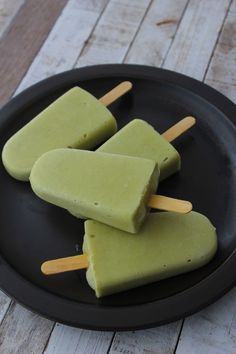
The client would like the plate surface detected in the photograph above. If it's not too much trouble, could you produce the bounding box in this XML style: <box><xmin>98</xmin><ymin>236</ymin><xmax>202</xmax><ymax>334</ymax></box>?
<box><xmin>0</xmin><ymin>64</ymin><xmax>236</xmax><ymax>331</ymax></box>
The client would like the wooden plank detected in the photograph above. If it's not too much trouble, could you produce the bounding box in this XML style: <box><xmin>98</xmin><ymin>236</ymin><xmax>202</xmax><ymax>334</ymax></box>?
<box><xmin>41</xmin><ymin>1</ymin><xmax>176</xmax><ymax>351</ymax></box>
<box><xmin>164</xmin><ymin>0</ymin><xmax>231</xmax><ymax>79</ymax></box>
<box><xmin>43</xmin><ymin>323</ymin><xmax>113</xmax><ymax>354</ymax></box>
<box><xmin>0</xmin><ymin>0</ymin><xmax>68</xmax><ymax>106</ymax></box>
<box><xmin>162</xmin><ymin>1</ymin><xmax>235</xmax><ymax>352</ymax></box>
<box><xmin>0</xmin><ymin>0</ymin><xmax>234</xmax><ymax>352</ymax></box>
<box><xmin>0</xmin><ymin>1</ymin><xmax>113</xmax><ymax>352</ymax></box>
<box><xmin>205</xmin><ymin>0</ymin><xmax>236</xmax><ymax>102</ymax></box>
<box><xmin>0</xmin><ymin>0</ymin><xmax>110</xmax><ymax>354</ymax></box>
<box><xmin>75</xmin><ymin>0</ymin><xmax>151</xmax><ymax>67</ymax></box>
<box><xmin>97</xmin><ymin>0</ymin><xmax>230</xmax><ymax>343</ymax></box>
<box><xmin>15</xmin><ymin>0</ymin><xmax>109</xmax><ymax>95</ymax></box>
<box><xmin>109</xmin><ymin>321</ymin><xmax>182</xmax><ymax>354</ymax></box>
<box><xmin>104</xmin><ymin>5</ymin><xmax>188</xmax><ymax>351</ymax></box>
<box><xmin>125</xmin><ymin>0</ymin><xmax>189</xmax><ymax>66</ymax></box>
<box><xmin>70</xmin><ymin>0</ymin><xmax>234</xmax><ymax>353</ymax></box>
<box><xmin>93</xmin><ymin>3</ymin><xmax>190</xmax><ymax>347</ymax></box>
<box><xmin>176</xmin><ymin>288</ymin><xmax>236</xmax><ymax>354</ymax></box>
<box><xmin>0</xmin><ymin>303</ymin><xmax>53</xmax><ymax>354</ymax></box>
<box><xmin>0</xmin><ymin>0</ymin><xmax>24</xmax><ymax>38</ymax></box>
<box><xmin>37</xmin><ymin>0</ymin><xmax>155</xmax><ymax>350</ymax></box>
<box><xmin>174</xmin><ymin>1</ymin><xmax>236</xmax><ymax>349</ymax></box>
<box><xmin>111</xmin><ymin>0</ymin><xmax>234</xmax><ymax>352</ymax></box>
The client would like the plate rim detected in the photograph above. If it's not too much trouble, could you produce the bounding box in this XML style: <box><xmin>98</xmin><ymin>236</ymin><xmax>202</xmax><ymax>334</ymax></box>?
<box><xmin>0</xmin><ymin>64</ymin><xmax>236</xmax><ymax>331</ymax></box>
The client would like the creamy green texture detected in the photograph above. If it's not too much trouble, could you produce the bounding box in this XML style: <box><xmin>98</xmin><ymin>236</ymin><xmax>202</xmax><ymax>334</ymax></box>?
<box><xmin>30</xmin><ymin>149</ymin><xmax>159</xmax><ymax>233</ymax></box>
<box><xmin>69</xmin><ymin>119</ymin><xmax>180</xmax><ymax>219</ymax></box>
<box><xmin>83</xmin><ymin>212</ymin><xmax>217</xmax><ymax>297</ymax></box>
<box><xmin>2</xmin><ymin>87</ymin><xmax>117</xmax><ymax>181</ymax></box>
<box><xmin>97</xmin><ymin>119</ymin><xmax>180</xmax><ymax>181</ymax></box>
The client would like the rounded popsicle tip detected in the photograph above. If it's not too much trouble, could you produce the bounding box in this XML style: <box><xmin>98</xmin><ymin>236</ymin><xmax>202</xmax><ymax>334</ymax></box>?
<box><xmin>185</xmin><ymin>116</ymin><xmax>196</xmax><ymax>126</ymax></box>
<box><xmin>41</xmin><ymin>261</ymin><xmax>51</xmax><ymax>275</ymax></box>
<box><xmin>99</xmin><ymin>81</ymin><xmax>133</xmax><ymax>106</ymax></box>
<box><xmin>2</xmin><ymin>138</ymin><xmax>31</xmax><ymax>181</ymax></box>
<box><xmin>162</xmin><ymin>116</ymin><xmax>197</xmax><ymax>143</ymax></box>
<box><xmin>180</xmin><ymin>200</ymin><xmax>193</xmax><ymax>214</ymax></box>
<box><xmin>41</xmin><ymin>254</ymin><xmax>89</xmax><ymax>275</ymax></box>
<box><xmin>122</xmin><ymin>81</ymin><xmax>133</xmax><ymax>91</ymax></box>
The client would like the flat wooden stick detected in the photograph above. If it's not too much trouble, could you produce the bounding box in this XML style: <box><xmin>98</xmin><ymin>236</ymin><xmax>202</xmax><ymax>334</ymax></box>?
<box><xmin>99</xmin><ymin>81</ymin><xmax>132</xmax><ymax>106</ymax></box>
<box><xmin>162</xmin><ymin>116</ymin><xmax>196</xmax><ymax>142</ymax></box>
<box><xmin>148</xmin><ymin>195</ymin><xmax>192</xmax><ymax>213</ymax></box>
<box><xmin>41</xmin><ymin>254</ymin><xmax>88</xmax><ymax>275</ymax></box>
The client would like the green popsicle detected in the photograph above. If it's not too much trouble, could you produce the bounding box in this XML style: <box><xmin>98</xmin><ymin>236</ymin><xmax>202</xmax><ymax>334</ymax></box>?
<box><xmin>41</xmin><ymin>211</ymin><xmax>217</xmax><ymax>298</ymax></box>
<box><xmin>82</xmin><ymin>212</ymin><xmax>217</xmax><ymax>297</ymax></box>
<box><xmin>69</xmin><ymin>117</ymin><xmax>195</xmax><ymax>219</ymax></box>
<box><xmin>97</xmin><ymin>119</ymin><xmax>181</xmax><ymax>181</ymax></box>
<box><xmin>30</xmin><ymin>149</ymin><xmax>159</xmax><ymax>233</ymax></box>
<box><xmin>2</xmin><ymin>82</ymin><xmax>132</xmax><ymax>181</ymax></box>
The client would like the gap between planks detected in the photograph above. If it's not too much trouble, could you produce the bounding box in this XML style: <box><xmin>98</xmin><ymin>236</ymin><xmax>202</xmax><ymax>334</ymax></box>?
<box><xmin>160</xmin><ymin>0</ymin><xmax>190</xmax><ymax>67</ymax></box>
<box><xmin>14</xmin><ymin>0</ymin><xmax>110</xmax><ymax>95</ymax></box>
<box><xmin>0</xmin><ymin>0</ymin><xmax>68</xmax><ymax>106</ymax></box>
<box><xmin>0</xmin><ymin>0</ymin><xmax>235</xmax><ymax>352</ymax></box>
<box><xmin>205</xmin><ymin>0</ymin><xmax>236</xmax><ymax>102</ymax></box>
<box><xmin>166</xmin><ymin>0</ymin><xmax>235</xmax><ymax>352</ymax></box>
<box><xmin>122</xmin><ymin>0</ymin><xmax>155</xmax><ymax>63</ymax></box>
<box><xmin>72</xmin><ymin>0</ymin><xmax>111</xmax><ymax>68</ymax></box>
<box><xmin>0</xmin><ymin>1</ymin><xmax>115</xmax><ymax>353</ymax></box>
<box><xmin>0</xmin><ymin>0</ymin><xmax>25</xmax><ymax>39</ymax></box>
<box><xmin>1</xmin><ymin>0</ymin><xmax>197</xmax><ymax>353</ymax></box>
<box><xmin>202</xmin><ymin>0</ymin><xmax>234</xmax><ymax>82</ymax></box>
<box><xmin>106</xmin><ymin>0</ymin><xmax>234</xmax><ymax>352</ymax></box>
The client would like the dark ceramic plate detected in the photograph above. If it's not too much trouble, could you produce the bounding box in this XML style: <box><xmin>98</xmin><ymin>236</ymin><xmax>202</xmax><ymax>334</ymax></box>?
<box><xmin>0</xmin><ymin>64</ymin><xmax>236</xmax><ymax>331</ymax></box>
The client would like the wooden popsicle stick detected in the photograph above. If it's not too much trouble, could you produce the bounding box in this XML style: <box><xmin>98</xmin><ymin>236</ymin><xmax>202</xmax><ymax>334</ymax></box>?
<box><xmin>162</xmin><ymin>116</ymin><xmax>196</xmax><ymax>142</ymax></box>
<box><xmin>41</xmin><ymin>254</ymin><xmax>88</xmax><ymax>275</ymax></box>
<box><xmin>99</xmin><ymin>81</ymin><xmax>132</xmax><ymax>106</ymax></box>
<box><xmin>148</xmin><ymin>195</ymin><xmax>192</xmax><ymax>214</ymax></box>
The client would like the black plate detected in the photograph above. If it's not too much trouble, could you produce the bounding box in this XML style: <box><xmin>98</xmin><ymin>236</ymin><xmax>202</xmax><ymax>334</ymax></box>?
<box><xmin>0</xmin><ymin>64</ymin><xmax>236</xmax><ymax>331</ymax></box>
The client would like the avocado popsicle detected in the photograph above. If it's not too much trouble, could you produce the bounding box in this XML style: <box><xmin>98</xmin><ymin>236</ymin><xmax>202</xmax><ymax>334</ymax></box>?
<box><xmin>97</xmin><ymin>119</ymin><xmax>181</xmax><ymax>181</ymax></box>
<box><xmin>83</xmin><ymin>211</ymin><xmax>217</xmax><ymax>297</ymax></box>
<box><xmin>30</xmin><ymin>149</ymin><xmax>159</xmax><ymax>233</ymax></box>
<box><xmin>69</xmin><ymin>116</ymin><xmax>195</xmax><ymax>219</ymax></box>
<box><xmin>41</xmin><ymin>211</ymin><xmax>217</xmax><ymax>298</ymax></box>
<box><xmin>2</xmin><ymin>82</ymin><xmax>132</xmax><ymax>181</ymax></box>
<box><xmin>30</xmin><ymin>149</ymin><xmax>191</xmax><ymax>233</ymax></box>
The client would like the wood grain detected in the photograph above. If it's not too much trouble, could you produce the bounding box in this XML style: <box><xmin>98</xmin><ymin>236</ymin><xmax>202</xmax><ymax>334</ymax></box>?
<box><xmin>176</xmin><ymin>288</ymin><xmax>236</xmax><ymax>354</ymax></box>
<box><xmin>44</xmin><ymin>323</ymin><xmax>113</xmax><ymax>354</ymax></box>
<box><xmin>164</xmin><ymin>0</ymin><xmax>231</xmax><ymax>79</ymax></box>
<box><xmin>125</xmin><ymin>0</ymin><xmax>189</xmax><ymax>66</ymax></box>
<box><xmin>0</xmin><ymin>0</ymin><xmax>24</xmax><ymax>38</ymax></box>
<box><xmin>15</xmin><ymin>0</ymin><xmax>109</xmax><ymax>95</ymax></box>
<box><xmin>0</xmin><ymin>303</ymin><xmax>53</xmax><ymax>354</ymax></box>
<box><xmin>0</xmin><ymin>0</ymin><xmax>68</xmax><ymax>106</ymax></box>
<box><xmin>206</xmin><ymin>0</ymin><xmax>236</xmax><ymax>102</ymax></box>
<box><xmin>175</xmin><ymin>1</ymin><xmax>236</xmax><ymax>350</ymax></box>
<box><xmin>75</xmin><ymin>0</ymin><xmax>151</xmax><ymax>67</ymax></box>
<box><xmin>0</xmin><ymin>0</ymin><xmax>235</xmax><ymax>352</ymax></box>
<box><xmin>0</xmin><ymin>1</ymin><xmax>113</xmax><ymax>352</ymax></box>
<box><xmin>110</xmin><ymin>321</ymin><xmax>182</xmax><ymax>354</ymax></box>
<box><xmin>110</xmin><ymin>0</ymin><xmax>234</xmax><ymax>353</ymax></box>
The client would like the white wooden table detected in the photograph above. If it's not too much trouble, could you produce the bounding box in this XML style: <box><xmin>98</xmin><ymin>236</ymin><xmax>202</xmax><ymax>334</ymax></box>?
<box><xmin>0</xmin><ymin>0</ymin><xmax>236</xmax><ymax>353</ymax></box>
